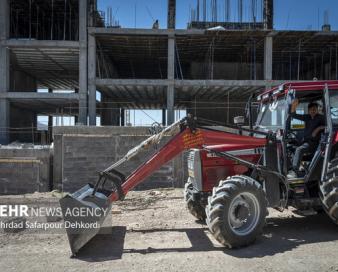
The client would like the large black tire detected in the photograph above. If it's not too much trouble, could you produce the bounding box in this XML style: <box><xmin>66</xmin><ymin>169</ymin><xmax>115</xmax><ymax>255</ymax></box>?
<box><xmin>184</xmin><ymin>179</ymin><xmax>206</xmax><ymax>221</ymax></box>
<box><xmin>206</xmin><ymin>175</ymin><xmax>268</xmax><ymax>248</ymax></box>
<box><xmin>320</xmin><ymin>158</ymin><xmax>338</xmax><ymax>224</ymax></box>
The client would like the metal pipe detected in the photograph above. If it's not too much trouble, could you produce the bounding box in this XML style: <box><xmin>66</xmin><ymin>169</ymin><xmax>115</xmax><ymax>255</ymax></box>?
<box><xmin>69</xmin><ymin>3</ymin><xmax>72</xmax><ymax>40</ymax></box>
<box><xmin>36</xmin><ymin>5</ymin><xmax>39</xmax><ymax>39</ymax></box>
<box><xmin>42</xmin><ymin>11</ymin><xmax>45</xmax><ymax>39</ymax></box>
<box><xmin>321</xmin><ymin>50</ymin><xmax>324</xmax><ymax>80</ymax></box>
<box><xmin>329</xmin><ymin>47</ymin><xmax>332</xmax><ymax>80</ymax></box>
<box><xmin>51</xmin><ymin>0</ymin><xmax>54</xmax><ymax>40</ymax></box>
<box><xmin>336</xmin><ymin>43</ymin><xmax>338</xmax><ymax>79</ymax></box>
<box><xmin>64</xmin><ymin>0</ymin><xmax>67</xmax><ymax>40</ymax></box>
<box><xmin>297</xmin><ymin>40</ymin><xmax>301</xmax><ymax>80</ymax></box>
<box><xmin>29</xmin><ymin>0</ymin><xmax>32</xmax><ymax>39</ymax></box>
<box><xmin>15</xmin><ymin>10</ymin><xmax>19</xmax><ymax>38</ymax></box>
<box><xmin>289</xmin><ymin>53</ymin><xmax>292</xmax><ymax>80</ymax></box>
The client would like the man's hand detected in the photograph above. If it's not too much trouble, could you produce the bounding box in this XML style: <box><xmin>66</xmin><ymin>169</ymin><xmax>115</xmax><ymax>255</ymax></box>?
<box><xmin>291</xmin><ymin>99</ymin><xmax>299</xmax><ymax>113</ymax></box>
<box><xmin>312</xmin><ymin>126</ymin><xmax>325</xmax><ymax>138</ymax></box>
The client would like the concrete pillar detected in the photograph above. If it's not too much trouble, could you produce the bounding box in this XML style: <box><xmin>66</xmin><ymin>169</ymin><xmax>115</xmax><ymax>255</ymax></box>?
<box><xmin>162</xmin><ymin>109</ymin><xmax>166</xmax><ymax>126</ymax></box>
<box><xmin>263</xmin><ymin>0</ymin><xmax>273</xmax><ymax>30</ymax></box>
<box><xmin>88</xmin><ymin>33</ymin><xmax>96</xmax><ymax>126</ymax></box>
<box><xmin>120</xmin><ymin>109</ymin><xmax>125</xmax><ymax>126</ymax></box>
<box><xmin>101</xmin><ymin>96</ymin><xmax>120</xmax><ymax>126</ymax></box>
<box><xmin>167</xmin><ymin>0</ymin><xmax>176</xmax><ymax>29</ymax></box>
<box><xmin>167</xmin><ymin>36</ymin><xmax>175</xmax><ymax>125</ymax></box>
<box><xmin>0</xmin><ymin>0</ymin><xmax>9</xmax><ymax>40</ymax></box>
<box><xmin>0</xmin><ymin>0</ymin><xmax>9</xmax><ymax>144</ymax></box>
<box><xmin>78</xmin><ymin>0</ymin><xmax>88</xmax><ymax>125</ymax></box>
<box><xmin>264</xmin><ymin>36</ymin><xmax>273</xmax><ymax>80</ymax></box>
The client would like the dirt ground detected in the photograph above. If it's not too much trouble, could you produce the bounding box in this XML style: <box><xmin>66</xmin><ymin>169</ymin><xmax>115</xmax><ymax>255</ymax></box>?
<box><xmin>0</xmin><ymin>188</ymin><xmax>338</xmax><ymax>272</ymax></box>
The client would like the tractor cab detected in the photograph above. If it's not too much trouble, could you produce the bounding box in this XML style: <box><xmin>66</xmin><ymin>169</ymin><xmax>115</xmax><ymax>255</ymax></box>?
<box><xmin>255</xmin><ymin>84</ymin><xmax>326</xmax><ymax>177</ymax></box>
<box><xmin>252</xmin><ymin>81</ymin><xmax>338</xmax><ymax>207</ymax></box>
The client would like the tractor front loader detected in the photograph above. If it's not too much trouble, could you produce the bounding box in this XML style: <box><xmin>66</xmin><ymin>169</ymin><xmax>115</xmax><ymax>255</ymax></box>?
<box><xmin>59</xmin><ymin>115</ymin><xmax>268</xmax><ymax>256</ymax></box>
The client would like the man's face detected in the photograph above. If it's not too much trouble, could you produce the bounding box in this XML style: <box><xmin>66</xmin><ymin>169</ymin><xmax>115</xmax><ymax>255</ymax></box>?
<box><xmin>309</xmin><ymin>106</ymin><xmax>318</xmax><ymax>118</ymax></box>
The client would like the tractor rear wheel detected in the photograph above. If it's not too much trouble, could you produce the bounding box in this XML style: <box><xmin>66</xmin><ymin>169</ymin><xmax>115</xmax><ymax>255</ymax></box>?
<box><xmin>184</xmin><ymin>178</ymin><xmax>206</xmax><ymax>221</ymax></box>
<box><xmin>320</xmin><ymin>158</ymin><xmax>338</xmax><ymax>224</ymax></box>
<box><xmin>206</xmin><ymin>175</ymin><xmax>267</xmax><ymax>248</ymax></box>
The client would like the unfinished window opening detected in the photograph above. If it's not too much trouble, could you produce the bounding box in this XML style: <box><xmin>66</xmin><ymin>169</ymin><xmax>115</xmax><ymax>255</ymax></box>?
<box><xmin>96</xmin><ymin>35</ymin><xmax>168</xmax><ymax>79</ymax></box>
<box><xmin>9</xmin><ymin>0</ymin><xmax>79</xmax><ymax>40</ymax></box>
<box><xmin>272</xmin><ymin>32</ymin><xmax>338</xmax><ymax>81</ymax></box>
<box><xmin>175</xmin><ymin>32</ymin><xmax>265</xmax><ymax>80</ymax></box>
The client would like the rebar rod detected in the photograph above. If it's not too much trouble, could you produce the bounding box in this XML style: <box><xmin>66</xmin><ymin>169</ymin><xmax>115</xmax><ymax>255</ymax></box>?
<box><xmin>64</xmin><ymin>0</ymin><xmax>67</xmax><ymax>40</ymax></box>
<box><xmin>29</xmin><ymin>0</ymin><xmax>32</xmax><ymax>39</ymax></box>
<box><xmin>51</xmin><ymin>0</ymin><xmax>54</xmax><ymax>40</ymax></box>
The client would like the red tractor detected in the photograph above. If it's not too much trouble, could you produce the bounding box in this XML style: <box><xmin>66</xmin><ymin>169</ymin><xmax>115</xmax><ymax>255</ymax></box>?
<box><xmin>60</xmin><ymin>80</ymin><xmax>338</xmax><ymax>256</ymax></box>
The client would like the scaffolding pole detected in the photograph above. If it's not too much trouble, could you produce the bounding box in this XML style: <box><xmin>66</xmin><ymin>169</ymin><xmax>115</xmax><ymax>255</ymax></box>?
<box><xmin>51</xmin><ymin>0</ymin><xmax>54</xmax><ymax>40</ymax></box>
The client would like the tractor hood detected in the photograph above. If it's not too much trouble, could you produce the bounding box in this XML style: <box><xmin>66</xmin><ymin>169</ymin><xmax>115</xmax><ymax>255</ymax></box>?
<box><xmin>200</xmin><ymin>129</ymin><xmax>267</xmax><ymax>152</ymax></box>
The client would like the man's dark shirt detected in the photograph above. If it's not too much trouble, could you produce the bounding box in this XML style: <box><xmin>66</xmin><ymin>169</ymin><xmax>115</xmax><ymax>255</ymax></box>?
<box><xmin>291</xmin><ymin>113</ymin><xmax>325</xmax><ymax>142</ymax></box>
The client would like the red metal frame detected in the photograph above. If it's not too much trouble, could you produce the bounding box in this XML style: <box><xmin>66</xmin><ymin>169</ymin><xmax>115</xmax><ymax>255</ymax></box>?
<box><xmin>262</xmin><ymin>80</ymin><xmax>338</xmax><ymax>97</ymax></box>
<box><xmin>110</xmin><ymin>128</ymin><xmax>266</xmax><ymax>201</ymax></box>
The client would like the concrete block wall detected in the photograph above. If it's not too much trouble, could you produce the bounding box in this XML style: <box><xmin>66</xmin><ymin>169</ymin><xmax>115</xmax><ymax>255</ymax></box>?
<box><xmin>53</xmin><ymin>126</ymin><xmax>188</xmax><ymax>193</ymax></box>
<box><xmin>0</xmin><ymin>147</ymin><xmax>51</xmax><ymax>194</ymax></box>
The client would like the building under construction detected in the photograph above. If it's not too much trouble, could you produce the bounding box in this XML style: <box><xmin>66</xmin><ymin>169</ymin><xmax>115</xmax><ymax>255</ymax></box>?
<box><xmin>1</xmin><ymin>0</ymin><xmax>338</xmax><ymax>144</ymax></box>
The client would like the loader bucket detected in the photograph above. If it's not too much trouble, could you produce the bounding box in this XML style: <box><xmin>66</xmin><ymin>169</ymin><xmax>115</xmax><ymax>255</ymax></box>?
<box><xmin>59</xmin><ymin>184</ymin><xmax>113</xmax><ymax>256</ymax></box>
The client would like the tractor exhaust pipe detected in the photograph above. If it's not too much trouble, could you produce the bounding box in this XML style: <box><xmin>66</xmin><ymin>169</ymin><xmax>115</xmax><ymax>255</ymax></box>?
<box><xmin>59</xmin><ymin>183</ymin><xmax>113</xmax><ymax>256</ymax></box>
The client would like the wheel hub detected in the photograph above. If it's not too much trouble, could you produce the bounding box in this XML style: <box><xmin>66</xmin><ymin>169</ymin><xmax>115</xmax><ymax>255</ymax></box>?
<box><xmin>234</xmin><ymin>202</ymin><xmax>250</xmax><ymax>221</ymax></box>
<box><xmin>228</xmin><ymin>192</ymin><xmax>261</xmax><ymax>236</ymax></box>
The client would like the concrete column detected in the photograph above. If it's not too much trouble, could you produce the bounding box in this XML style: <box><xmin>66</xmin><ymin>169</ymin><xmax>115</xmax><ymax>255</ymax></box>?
<box><xmin>101</xmin><ymin>95</ymin><xmax>120</xmax><ymax>126</ymax></box>
<box><xmin>78</xmin><ymin>0</ymin><xmax>88</xmax><ymax>125</ymax></box>
<box><xmin>264</xmin><ymin>36</ymin><xmax>273</xmax><ymax>80</ymax></box>
<box><xmin>88</xmin><ymin>33</ymin><xmax>96</xmax><ymax>126</ymax></box>
<box><xmin>167</xmin><ymin>85</ymin><xmax>175</xmax><ymax>125</ymax></box>
<box><xmin>0</xmin><ymin>0</ymin><xmax>10</xmax><ymax>144</ymax></box>
<box><xmin>167</xmin><ymin>0</ymin><xmax>176</xmax><ymax>29</ymax></box>
<box><xmin>120</xmin><ymin>109</ymin><xmax>125</xmax><ymax>126</ymax></box>
<box><xmin>162</xmin><ymin>109</ymin><xmax>166</xmax><ymax>126</ymax></box>
<box><xmin>167</xmin><ymin>36</ymin><xmax>175</xmax><ymax>125</ymax></box>
<box><xmin>0</xmin><ymin>1</ymin><xmax>9</xmax><ymax>40</ymax></box>
<box><xmin>263</xmin><ymin>0</ymin><xmax>273</xmax><ymax>30</ymax></box>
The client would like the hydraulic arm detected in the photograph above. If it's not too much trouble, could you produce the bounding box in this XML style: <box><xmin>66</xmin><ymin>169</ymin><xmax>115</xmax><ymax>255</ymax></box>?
<box><xmin>59</xmin><ymin>115</ymin><xmax>267</xmax><ymax>256</ymax></box>
<box><xmin>96</xmin><ymin>115</ymin><xmax>267</xmax><ymax>202</ymax></box>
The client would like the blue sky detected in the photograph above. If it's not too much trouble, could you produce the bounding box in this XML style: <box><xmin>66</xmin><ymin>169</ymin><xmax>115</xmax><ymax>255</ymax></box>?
<box><xmin>98</xmin><ymin>0</ymin><xmax>338</xmax><ymax>30</ymax></box>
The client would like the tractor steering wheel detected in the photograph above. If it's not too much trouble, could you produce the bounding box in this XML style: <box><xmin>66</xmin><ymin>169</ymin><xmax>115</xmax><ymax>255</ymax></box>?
<box><xmin>287</xmin><ymin>131</ymin><xmax>297</xmax><ymax>139</ymax></box>
<box><xmin>286</xmin><ymin>131</ymin><xmax>298</xmax><ymax>144</ymax></box>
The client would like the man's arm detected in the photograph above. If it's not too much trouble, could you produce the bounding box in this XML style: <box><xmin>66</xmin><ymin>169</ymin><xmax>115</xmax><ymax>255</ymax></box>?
<box><xmin>312</xmin><ymin>126</ymin><xmax>325</xmax><ymax>138</ymax></box>
<box><xmin>312</xmin><ymin>115</ymin><xmax>326</xmax><ymax>137</ymax></box>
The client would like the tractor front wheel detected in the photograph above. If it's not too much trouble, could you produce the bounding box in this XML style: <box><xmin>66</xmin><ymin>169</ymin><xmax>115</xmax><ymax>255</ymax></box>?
<box><xmin>184</xmin><ymin>178</ymin><xmax>206</xmax><ymax>221</ymax></box>
<box><xmin>206</xmin><ymin>175</ymin><xmax>267</xmax><ymax>248</ymax></box>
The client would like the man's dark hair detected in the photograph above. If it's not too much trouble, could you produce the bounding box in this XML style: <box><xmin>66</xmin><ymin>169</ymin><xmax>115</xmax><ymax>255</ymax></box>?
<box><xmin>308</xmin><ymin>102</ymin><xmax>318</xmax><ymax>109</ymax></box>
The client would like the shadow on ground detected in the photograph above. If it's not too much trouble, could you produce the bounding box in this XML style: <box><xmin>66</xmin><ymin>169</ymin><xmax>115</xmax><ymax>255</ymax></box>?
<box><xmin>76</xmin><ymin>226</ymin><xmax>127</xmax><ymax>262</ymax></box>
<box><xmin>75</xmin><ymin>213</ymin><xmax>338</xmax><ymax>261</ymax></box>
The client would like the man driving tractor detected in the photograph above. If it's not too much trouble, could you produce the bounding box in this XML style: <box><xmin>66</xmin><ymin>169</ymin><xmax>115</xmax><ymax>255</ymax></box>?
<box><xmin>288</xmin><ymin>99</ymin><xmax>326</xmax><ymax>178</ymax></box>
